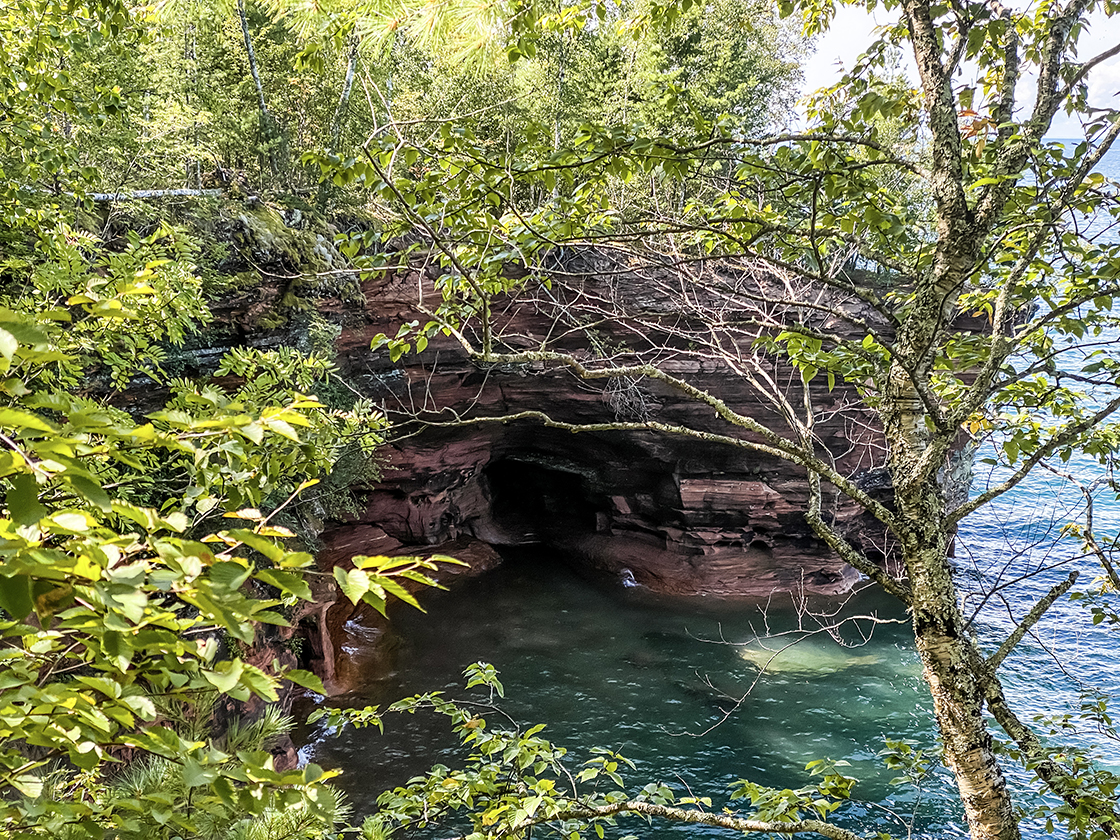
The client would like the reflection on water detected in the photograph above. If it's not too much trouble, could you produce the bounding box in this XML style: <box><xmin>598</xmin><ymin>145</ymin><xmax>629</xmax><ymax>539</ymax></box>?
<box><xmin>306</xmin><ymin>552</ymin><xmax>967</xmax><ymax>838</ymax></box>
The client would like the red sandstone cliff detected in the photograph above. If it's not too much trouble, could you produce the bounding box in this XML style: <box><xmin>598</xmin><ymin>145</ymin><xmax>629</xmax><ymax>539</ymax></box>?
<box><xmin>314</xmin><ymin>248</ymin><xmax>897</xmax><ymax>603</ymax></box>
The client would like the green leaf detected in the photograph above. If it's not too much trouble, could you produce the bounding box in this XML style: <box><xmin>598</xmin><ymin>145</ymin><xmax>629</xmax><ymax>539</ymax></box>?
<box><xmin>0</xmin><ymin>574</ymin><xmax>34</xmax><ymax>620</ymax></box>
<box><xmin>183</xmin><ymin>757</ymin><xmax>219</xmax><ymax>788</ymax></box>
<box><xmin>255</xmin><ymin>568</ymin><xmax>312</xmax><ymax>601</ymax></box>
<box><xmin>202</xmin><ymin>659</ymin><xmax>245</xmax><ymax>693</ymax></box>
<box><xmin>224</xmin><ymin>529</ymin><xmax>285</xmax><ymax>563</ymax></box>
<box><xmin>74</xmin><ymin>675</ymin><xmax>122</xmax><ymax>699</ymax></box>
<box><xmin>334</xmin><ymin>566</ymin><xmax>370</xmax><ymax>604</ymax></box>
<box><xmin>10</xmin><ymin>773</ymin><xmax>44</xmax><ymax>798</ymax></box>
<box><xmin>49</xmin><ymin>511</ymin><xmax>97</xmax><ymax>532</ymax></box>
<box><xmin>6</xmin><ymin>474</ymin><xmax>47</xmax><ymax>525</ymax></box>
<box><xmin>1003</xmin><ymin>438</ymin><xmax>1019</xmax><ymax>463</ymax></box>
<box><xmin>210</xmin><ymin>561</ymin><xmax>253</xmax><ymax>591</ymax></box>
<box><xmin>110</xmin><ymin>501</ymin><xmax>158</xmax><ymax>530</ymax></box>
<box><xmin>0</xmin><ymin>408</ymin><xmax>55</xmax><ymax>433</ymax></box>
<box><xmin>0</xmin><ymin>327</ymin><xmax>18</xmax><ymax>360</ymax></box>
<box><xmin>262</xmin><ymin>416</ymin><xmax>301</xmax><ymax>442</ymax></box>
<box><xmin>285</xmin><ymin>668</ymin><xmax>326</xmax><ymax>695</ymax></box>
<box><xmin>70</xmin><ymin>474</ymin><xmax>112</xmax><ymax>511</ymax></box>
<box><xmin>102</xmin><ymin>630</ymin><xmax>134</xmax><ymax>670</ymax></box>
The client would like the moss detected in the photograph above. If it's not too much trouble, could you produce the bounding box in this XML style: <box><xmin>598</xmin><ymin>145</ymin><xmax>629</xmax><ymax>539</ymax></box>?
<box><xmin>332</xmin><ymin>204</ymin><xmax>388</xmax><ymax>231</ymax></box>
<box><xmin>200</xmin><ymin>266</ymin><xmax>260</xmax><ymax>299</ymax></box>
<box><xmin>232</xmin><ymin>206</ymin><xmax>325</xmax><ymax>273</ymax></box>
<box><xmin>89</xmin><ymin>194</ymin><xmax>374</xmax><ymax>335</ymax></box>
<box><xmin>255</xmin><ymin>309</ymin><xmax>292</xmax><ymax>330</ymax></box>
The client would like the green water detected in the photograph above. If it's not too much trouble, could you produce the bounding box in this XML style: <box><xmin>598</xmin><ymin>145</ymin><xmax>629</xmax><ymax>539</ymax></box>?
<box><xmin>307</xmin><ymin>551</ymin><xmax>969</xmax><ymax>837</ymax></box>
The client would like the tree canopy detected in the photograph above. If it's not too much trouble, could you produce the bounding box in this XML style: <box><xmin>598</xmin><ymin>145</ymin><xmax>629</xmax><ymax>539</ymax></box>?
<box><xmin>3</xmin><ymin>0</ymin><xmax>1120</xmax><ymax>839</ymax></box>
<box><xmin>0</xmin><ymin>1</ymin><xmax>459</xmax><ymax>836</ymax></box>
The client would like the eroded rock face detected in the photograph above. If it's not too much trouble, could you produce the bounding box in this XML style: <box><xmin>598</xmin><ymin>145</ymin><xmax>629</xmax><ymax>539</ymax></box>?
<box><xmin>314</xmin><ymin>252</ymin><xmax>897</xmax><ymax>604</ymax></box>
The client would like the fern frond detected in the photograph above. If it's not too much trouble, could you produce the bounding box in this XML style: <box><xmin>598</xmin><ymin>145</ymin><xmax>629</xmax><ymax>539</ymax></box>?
<box><xmin>221</xmin><ymin>704</ymin><xmax>295</xmax><ymax>754</ymax></box>
<box><xmin>224</xmin><ymin>784</ymin><xmax>350</xmax><ymax>840</ymax></box>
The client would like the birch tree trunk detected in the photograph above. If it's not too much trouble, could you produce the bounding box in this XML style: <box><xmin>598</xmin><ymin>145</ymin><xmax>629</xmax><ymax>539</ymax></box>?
<box><xmin>237</xmin><ymin>0</ymin><xmax>278</xmax><ymax>182</ymax></box>
<box><xmin>897</xmin><ymin>484</ymin><xmax>1020</xmax><ymax>840</ymax></box>
<box><xmin>317</xmin><ymin>36</ymin><xmax>360</xmax><ymax>211</ymax></box>
<box><xmin>329</xmin><ymin>36</ymin><xmax>359</xmax><ymax>151</ymax></box>
<box><xmin>879</xmin><ymin>213</ymin><xmax>1023</xmax><ymax>840</ymax></box>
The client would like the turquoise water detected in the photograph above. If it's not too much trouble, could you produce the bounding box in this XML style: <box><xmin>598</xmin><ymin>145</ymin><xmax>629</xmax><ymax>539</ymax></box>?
<box><xmin>305</xmin><ymin>541</ymin><xmax>1115</xmax><ymax>838</ymax></box>
<box><xmin>951</xmin><ymin>141</ymin><xmax>1120</xmax><ymax>824</ymax></box>
<box><xmin>308</xmin><ymin>554</ymin><xmax>960</xmax><ymax>838</ymax></box>
<box><xmin>961</xmin><ymin>139</ymin><xmax>1120</xmax><ymax>731</ymax></box>
<box><xmin>306</xmin><ymin>142</ymin><xmax>1120</xmax><ymax>837</ymax></box>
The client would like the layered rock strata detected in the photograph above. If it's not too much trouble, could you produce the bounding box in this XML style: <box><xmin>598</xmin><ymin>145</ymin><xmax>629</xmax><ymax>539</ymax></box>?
<box><xmin>318</xmin><ymin>248</ymin><xmax>897</xmax><ymax>601</ymax></box>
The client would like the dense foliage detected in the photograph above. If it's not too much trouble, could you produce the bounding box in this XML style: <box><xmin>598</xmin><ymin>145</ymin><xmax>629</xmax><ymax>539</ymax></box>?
<box><xmin>0</xmin><ymin>1</ymin><xmax>458</xmax><ymax>837</ymax></box>
<box><xmin>42</xmin><ymin>0</ymin><xmax>803</xmax><ymax>200</ymax></box>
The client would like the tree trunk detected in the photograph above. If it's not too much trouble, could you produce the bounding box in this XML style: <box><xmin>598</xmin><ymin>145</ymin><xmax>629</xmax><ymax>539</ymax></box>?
<box><xmin>329</xmin><ymin>36</ymin><xmax>359</xmax><ymax>151</ymax></box>
<box><xmin>184</xmin><ymin>22</ymin><xmax>201</xmax><ymax>188</ymax></box>
<box><xmin>317</xmin><ymin>36</ymin><xmax>359</xmax><ymax>211</ymax></box>
<box><xmin>237</xmin><ymin>0</ymin><xmax>278</xmax><ymax>182</ymax></box>
<box><xmin>899</xmin><ymin>485</ymin><xmax>1020</xmax><ymax>840</ymax></box>
<box><xmin>872</xmin><ymin>51</ymin><xmax>1023</xmax><ymax>820</ymax></box>
<box><xmin>884</xmin><ymin>368</ymin><xmax>1021</xmax><ymax>840</ymax></box>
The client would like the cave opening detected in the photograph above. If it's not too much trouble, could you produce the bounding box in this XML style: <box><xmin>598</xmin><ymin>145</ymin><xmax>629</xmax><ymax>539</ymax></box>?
<box><xmin>483</xmin><ymin>458</ymin><xmax>601</xmax><ymax>545</ymax></box>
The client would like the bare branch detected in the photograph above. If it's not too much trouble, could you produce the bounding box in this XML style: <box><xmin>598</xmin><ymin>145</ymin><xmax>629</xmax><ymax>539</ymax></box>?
<box><xmin>992</xmin><ymin>1</ymin><xmax>1021</xmax><ymax>145</ymax></box>
<box><xmin>899</xmin><ymin>0</ymin><xmax>970</xmax><ymax>226</ymax></box>
<box><xmin>986</xmin><ymin>570</ymin><xmax>1077</xmax><ymax>672</ymax></box>
<box><xmin>420</xmin><ymin>398</ymin><xmax>901</xmax><ymax>536</ymax></box>
<box><xmin>1060</xmin><ymin>40</ymin><xmax>1120</xmax><ymax>103</ymax></box>
<box><xmin>1039</xmin><ymin>464</ymin><xmax>1120</xmax><ymax>590</ymax></box>
<box><xmin>445</xmin><ymin>343</ymin><xmax>903</xmax><ymax>532</ymax></box>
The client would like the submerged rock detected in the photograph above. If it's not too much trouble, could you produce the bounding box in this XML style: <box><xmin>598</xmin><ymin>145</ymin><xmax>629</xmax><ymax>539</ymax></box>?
<box><xmin>736</xmin><ymin>641</ymin><xmax>882</xmax><ymax>675</ymax></box>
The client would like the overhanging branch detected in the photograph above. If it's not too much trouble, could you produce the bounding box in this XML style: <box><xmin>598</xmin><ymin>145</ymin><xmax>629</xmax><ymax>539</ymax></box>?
<box><xmin>806</xmin><ymin>470</ymin><xmax>912</xmax><ymax>602</ymax></box>
<box><xmin>552</xmin><ymin>799</ymin><xmax>875</xmax><ymax>840</ymax></box>
<box><xmin>450</xmin><ymin>347</ymin><xmax>901</xmax><ymax>533</ymax></box>
<box><xmin>982</xmin><ymin>671</ymin><xmax>1120</xmax><ymax>840</ymax></box>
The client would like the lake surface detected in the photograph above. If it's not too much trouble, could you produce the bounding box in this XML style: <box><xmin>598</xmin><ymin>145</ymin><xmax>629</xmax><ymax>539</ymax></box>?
<box><xmin>308</xmin><ymin>555</ymin><xmax>958</xmax><ymax>837</ymax></box>
<box><xmin>305</xmin><ymin>142</ymin><xmax>1120</xmax><ymax>838</ymax></box>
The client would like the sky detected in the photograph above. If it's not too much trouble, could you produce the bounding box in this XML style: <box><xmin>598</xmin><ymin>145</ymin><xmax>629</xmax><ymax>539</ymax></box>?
<box><xmin>796</xmin><ymin>6</ymin><xmax>1120</xmax><ymax>139</ymax></box>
